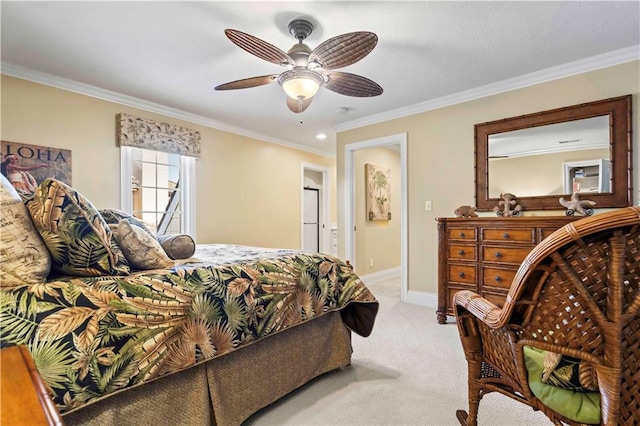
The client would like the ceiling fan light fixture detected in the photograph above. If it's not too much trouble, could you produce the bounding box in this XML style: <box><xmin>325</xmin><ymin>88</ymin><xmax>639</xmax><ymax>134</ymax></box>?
<box><xmin>217</xmin><ymin>21</ymin><xmax>382</xmax><ymax>112</ymax></box>
<box><xmin>278</xmin><ymin>69</ymin><xmax>324</xmax><ymax>100</ymax></box>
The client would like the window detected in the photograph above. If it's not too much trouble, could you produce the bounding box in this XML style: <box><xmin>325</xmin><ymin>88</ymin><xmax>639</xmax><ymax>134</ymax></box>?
<box><xmin>120</xmin><ymin>146</ymin><xmax>195</xmax><ymax>236</ymax></box>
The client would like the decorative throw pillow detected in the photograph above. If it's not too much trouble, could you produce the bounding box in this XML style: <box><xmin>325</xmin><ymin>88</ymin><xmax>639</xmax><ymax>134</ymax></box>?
<box><xmin>156</xmin><ymin>234</ymin><xmax>196</xmax><ymax>259</ymax></box>
<box><xmin>111</xmin><ymin>219</ymin><xmax>174</xmax><ymax>270</ymax></box>
<box><xmin>26</xmin><ymin>178</ymin><xmax>130</xmax><ymax>276</ymax></box>
<box><xmin>541</xmin><ymin>350</ymin><xmax>599</xmax><ymax>392</ymax></box>
<box><xmin>524</xmin><ymin>346</ymin><xmax>600</xmax><ymax>424</ymax></box>
<box><xmin>100</xmin><ymin>208</ymin><xmax>156</xmax><ymax>237</ymax></box>
<box><xmin>0</xmin><ymin>174</ymin><xmax>52</xmax><ymax>287</ymax></box>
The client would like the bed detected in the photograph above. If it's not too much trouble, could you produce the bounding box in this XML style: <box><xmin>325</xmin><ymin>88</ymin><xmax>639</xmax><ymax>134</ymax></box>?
<box><xmin>0</xmin><ymin>176</ymin><xmax>379</xmax><ymax>425</ymax></box>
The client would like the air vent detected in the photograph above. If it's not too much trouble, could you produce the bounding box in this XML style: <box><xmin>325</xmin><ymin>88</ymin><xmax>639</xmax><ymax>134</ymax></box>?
<box><xmin>558</xmin><ymin>139</ymin><xmax>581</xmax><ymax>144</ymax></box>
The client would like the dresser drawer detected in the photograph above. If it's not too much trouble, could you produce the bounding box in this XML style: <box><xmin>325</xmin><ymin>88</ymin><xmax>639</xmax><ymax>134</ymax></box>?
<box><xmin>448</xmin><ymin>244</ymin><xmax>477</xmax><ymax>261</ymax></box>
<box><xmin>448</xmin><ymin>264</ymin><xmax>476</xmax><ymax>284</ymax></box>
<box><xmin>539</xmin><ymin>226</ymin><xmax>565</xmax><ymax>241</ymax></box>
<box><xmin>447</xmin><ymin>284</ymin><xmax>476</xmax><ymax>315</ymax></box>
<box><xmin>482</xmin><ymin>246</ymin><xmax>533</xmax><ymax>265</ymax></box>
<box><xmin>482</xmin><ymin>228</ymin><xmax>535</xmax><ymax>243</ymax></box>
<box><xmin>482</xmin><ymin>266</ymin><xmax>517</xmax><ymax>289</ymax></box>
<box><xmin>448</xmin><ymin>227</ymin><xmax>477</xmax><ymax>241</ymax></box>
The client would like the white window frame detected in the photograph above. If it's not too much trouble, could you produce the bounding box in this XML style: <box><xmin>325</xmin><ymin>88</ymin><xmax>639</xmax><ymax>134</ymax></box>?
<box><xmin>120</xmin><ymin>146</ymin><xmax>196</xmax><ymax>237</ymax></box>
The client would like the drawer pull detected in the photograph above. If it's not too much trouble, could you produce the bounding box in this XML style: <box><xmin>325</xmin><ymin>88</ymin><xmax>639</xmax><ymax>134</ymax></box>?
<box><xmin>494</xmin><ymin>276</ymin><xmax>502</xmax><ymax>282</ymax></box>
<box><xmin>503</xmin><ymin>233</ymin><xmax>510</xmax><ymax>239</ymax></box>
<box><xmin>459</xmin><ymin>232</ymin><xmax>466</xmax><ymax>238</ymax></box>
<box><xmin>458</xmin><ymin>272</ymin><xmax>465</xmax><ymax>278</ymax></box>
<box><xmin>458</xmin><ymin>250</ymin><xmax>465</xmax><ymax>256</ymax></box>
<box><xmin>494</xmin><ymin>252</ymin><xmax>503</xmax><ymax>258</ymax></box>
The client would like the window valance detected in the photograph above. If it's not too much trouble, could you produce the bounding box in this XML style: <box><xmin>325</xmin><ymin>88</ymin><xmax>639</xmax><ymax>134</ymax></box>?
<box><xmin>117</xmin><ymin>113</ymin><xmax>201</xmax><ymax>158</ymax></box>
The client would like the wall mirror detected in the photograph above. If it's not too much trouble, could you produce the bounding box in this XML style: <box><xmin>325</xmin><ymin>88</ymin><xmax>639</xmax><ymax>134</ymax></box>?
<box><xmin>475</xmin><ymin>95</ymin><xmax>632</xmax><ymax>211</ymax></box>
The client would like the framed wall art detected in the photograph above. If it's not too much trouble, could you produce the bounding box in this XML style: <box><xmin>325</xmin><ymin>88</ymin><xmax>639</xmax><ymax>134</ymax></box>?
<box><xmin>1</xmin><ymin>140</ymin><xmax>72</xmax><ymax>195</ymax></box>
<box><xmin>365</xmin><ymin>163</ymin><xmax>391</xmax><ymax>221</ymax></box>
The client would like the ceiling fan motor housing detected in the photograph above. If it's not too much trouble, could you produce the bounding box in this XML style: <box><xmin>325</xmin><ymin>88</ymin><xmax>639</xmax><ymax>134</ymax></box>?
<box><xmin>287</xmin><ymin>43</ymin><xmax>312</xmax><ymax>67</ymax></box>
<box><xmin>288</xmin><ymin>19</ymin><xmax>314</xmax><ymax>41</ymax></box>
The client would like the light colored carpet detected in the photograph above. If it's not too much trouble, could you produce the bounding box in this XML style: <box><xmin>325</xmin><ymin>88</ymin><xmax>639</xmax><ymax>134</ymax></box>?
<box><xmin>245</xmin><ymin>293</ymin><xmax>550</xmax><ymax>426</ymax></box>
<box><xmin>364</xmin><ymin>275</ymin><xmax>401</xmax><ymax>299</ymax></box>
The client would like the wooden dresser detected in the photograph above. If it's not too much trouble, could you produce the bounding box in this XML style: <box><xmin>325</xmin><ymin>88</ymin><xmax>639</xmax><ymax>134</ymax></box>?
<box><xmin>436</xmin><ymin>216</ymin><xmax>578</xmax><ymax>324</ymax></box>
<box><xmin>0</xmin><ymin>345</ymin><xmax>64</xmax><ymax>425</ymax></box>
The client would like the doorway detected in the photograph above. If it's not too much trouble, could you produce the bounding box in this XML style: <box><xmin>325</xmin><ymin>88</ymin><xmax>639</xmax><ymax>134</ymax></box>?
<box><xmin>303</xmin><ymin>187</ymin><xmax>320</xmax><ymax>252</ymax></box>
<box><xmin>301</xmin><ymin>163</ymin><xmax>331</xmax><ymax>254</ymax></box>
<box><xmin>344</xmin><ymin>133</ymin><xmax>407</xmax><ymax>301</ymax></box>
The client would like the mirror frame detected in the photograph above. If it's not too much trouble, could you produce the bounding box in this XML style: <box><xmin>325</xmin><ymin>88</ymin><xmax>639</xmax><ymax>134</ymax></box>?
<box><xmin>475</xmin><ymin>95</ymin><xmax>632</xmax><ymax>211</ymax></box>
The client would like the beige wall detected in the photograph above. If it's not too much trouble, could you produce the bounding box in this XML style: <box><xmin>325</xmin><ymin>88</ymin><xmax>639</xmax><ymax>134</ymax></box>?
<box><xmin>353</xmin><ymin>147</ymin><xmax>401</xmax><ymax>275</ymax></box>
<box><xmin>1</xmin><ymin>75</ymin><xmax>336</xmax><ymax>249</ymax></box>
<box><xmin>489</xmin><ymin>148</ymin><xmax>611</xmax><ymax>197</ymax></box>
<box><xmin>337</xmin><ymin>61</ymin><xmax>640</xmax><ymax>295</ymax></box>
<box><xmin>3</xmin><ymin>61</ymin><xmax>638</xmax><ymax>297</ymax></box>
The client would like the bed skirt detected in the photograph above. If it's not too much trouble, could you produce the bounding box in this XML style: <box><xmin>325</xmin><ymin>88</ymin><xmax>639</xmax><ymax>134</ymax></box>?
<box><xmin>62</xmin><ymin>311</ymin><xmax>353</xmax><ymax>426</ymax></box>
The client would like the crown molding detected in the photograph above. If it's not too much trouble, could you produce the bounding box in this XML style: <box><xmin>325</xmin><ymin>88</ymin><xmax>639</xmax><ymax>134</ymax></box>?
<box><xmin>3</xmin><ymin>44</ymin><xmax>637</xmax><ymax>154</ymax></box>
<box><xmin>335</xmin><ymin>45</ymin><xmax>640</xmax><ymax>133</ymax></box>
<box><xmin>0</xmin><ymin>62</ymin><xmax>335</xmax><ymax>158</ymax></box>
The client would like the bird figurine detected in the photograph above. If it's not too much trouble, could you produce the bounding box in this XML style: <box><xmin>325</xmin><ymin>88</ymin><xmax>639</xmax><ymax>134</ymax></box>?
<box><xmin>559</xmin><ymin>192</ymin><xmax>596</xmax><ymax>216</ymax></box>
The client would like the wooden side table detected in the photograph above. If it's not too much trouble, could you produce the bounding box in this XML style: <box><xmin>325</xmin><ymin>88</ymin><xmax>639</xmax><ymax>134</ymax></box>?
<box><xmin>0</xmin><ymin>345</ymin><xmax>64</xmax><ymax>425</ymax></box>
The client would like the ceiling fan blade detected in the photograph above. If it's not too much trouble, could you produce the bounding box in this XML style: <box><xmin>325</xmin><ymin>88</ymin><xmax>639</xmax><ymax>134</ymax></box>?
<box><xmin>215</xmin><ymin>74</ymin><xmax>279</xmax><ymax>91</ymax></box>
<box><xmin>308</xmin><ymin>32</ymin><xmax>378</xmax><ymax>70</ymax></box>
<box><xmin>323</xmin><ymin>71</ymin><xmax>383</xmax><ymax>97</ymax></box>
<box><xmin>225</xmin><ymin>29</ymin><xmax>295</xmax><ymax>67</ymax></box>
<box><xmin>286</xmin><ymin>96</ymin><xmax>313</xmax><ymax>113</ymax></box>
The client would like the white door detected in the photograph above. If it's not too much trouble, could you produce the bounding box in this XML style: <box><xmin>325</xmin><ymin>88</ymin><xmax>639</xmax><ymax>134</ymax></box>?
<box><xmin>303</xmin><ymin>188</ymin><xmax>319</xmax><ymax>252</ymax></box>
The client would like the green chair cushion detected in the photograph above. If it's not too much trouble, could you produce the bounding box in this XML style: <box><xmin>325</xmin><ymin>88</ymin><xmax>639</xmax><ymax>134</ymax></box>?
<box><xmin>523</xmin><ymin>346</ymin><xmax>600</xmax><ymax>424</ymax></box>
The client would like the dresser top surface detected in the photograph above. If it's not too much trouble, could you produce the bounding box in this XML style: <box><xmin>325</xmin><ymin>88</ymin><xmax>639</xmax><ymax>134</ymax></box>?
<box><xmin>436</xmin><ymin>216</ymin><xmax>579</xmax><ymax>224</ymax></box>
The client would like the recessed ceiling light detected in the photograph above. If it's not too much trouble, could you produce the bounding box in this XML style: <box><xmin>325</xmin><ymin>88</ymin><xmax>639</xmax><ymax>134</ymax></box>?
<box><xmin>316</xmin><ymin>133</ymin><xmax>327</xmax><ymax>140</ymax></box>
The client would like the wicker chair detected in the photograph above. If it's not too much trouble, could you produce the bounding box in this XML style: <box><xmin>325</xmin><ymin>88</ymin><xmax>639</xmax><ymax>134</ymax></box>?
<box><xmin>454</xmin><ymin>206</ymin><xmax>640</xmax><ymax>426</ymax></box>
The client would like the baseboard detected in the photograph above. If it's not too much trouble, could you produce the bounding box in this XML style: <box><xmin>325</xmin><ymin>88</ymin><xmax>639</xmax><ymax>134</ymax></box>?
<box><xmin>359</xmin><ymin>267</ymin><xmax>437</xmax><ymax>308</ymax></box>
<box><xmin>405</xmin><ymin>290</ymin><xmax>438</xmax><ymax>308</ymax></box>
<box><xmin>359</xmin><ymin>266</ymin><xmax>400</xmax><ymax>285</ymax></box>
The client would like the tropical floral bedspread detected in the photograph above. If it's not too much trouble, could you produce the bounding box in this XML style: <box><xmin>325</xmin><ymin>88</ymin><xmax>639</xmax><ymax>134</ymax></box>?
<box><xmin>0</xmin><ymin>244</ymin><xmax>378</xmax><ymax>414</ymax></box>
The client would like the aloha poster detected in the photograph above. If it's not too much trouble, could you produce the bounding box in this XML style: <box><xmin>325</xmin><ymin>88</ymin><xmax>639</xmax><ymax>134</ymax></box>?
<box><xmin>1</xmin><ymin>140</ymin><xmax>72</xmax><ymax>195</ymax></box>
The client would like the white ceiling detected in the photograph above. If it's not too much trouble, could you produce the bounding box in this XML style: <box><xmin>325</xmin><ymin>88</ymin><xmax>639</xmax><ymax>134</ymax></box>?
<box><xmin>489</xmin><ymin>115</ymin><xmax>610</xmax><ymax>158</ymax></box>
<box><xmin>2</xmin><ymin>1</ymin><xmax>639</xmax><ymax>156</ymax></box>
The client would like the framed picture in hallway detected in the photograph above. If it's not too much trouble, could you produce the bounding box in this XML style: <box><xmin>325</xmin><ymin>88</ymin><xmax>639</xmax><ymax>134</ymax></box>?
<box><xmin>1</xmin><ymin>140</ymin><xmax>72</xmax><ymax>196</ymax></box>
<box><xmin>365</xmin><ymin>163</ymin><xmax>391</xmax><ymax>221</ymax></box>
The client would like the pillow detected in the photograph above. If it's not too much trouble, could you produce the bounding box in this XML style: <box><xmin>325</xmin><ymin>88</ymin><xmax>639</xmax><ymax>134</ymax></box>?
<box><xmin>100</xmin><ymin>208</ymin><xmax>155</xmax><ymax>237</ymax></box>
<box><xmin>0</xmin><ymin>174</ymin><xmax>51</xmax><ymax>287</ymax></box>
<box><xmin>541</xmin><ymin>350</ymin><xmax>598</xmax><ymax>392</ymax></box>
<box><xmin>524</xmin><ymin>346</ymin><xmax>600</xmax><ymax>424</ymax></box>
<box><xmin>156</xmin><ymin>234</ymin><xmax>196</xmax><ymax>259</ymax></box>
<box><xmin>26</xmin><ymin>178</ymin><xmax>130</xmax><ymax>276</ymax></box>
<box><xmin>111</xmin><ymin>219</ymin><xmax>174</xmax><ymax>270</ymax></box>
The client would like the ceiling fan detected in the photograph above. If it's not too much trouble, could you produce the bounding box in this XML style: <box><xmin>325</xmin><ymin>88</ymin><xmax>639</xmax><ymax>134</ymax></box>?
<box><xmin>215</xmin><ymin>18</ymin><xmax>383</xmax><ymax>113</ymax></box>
